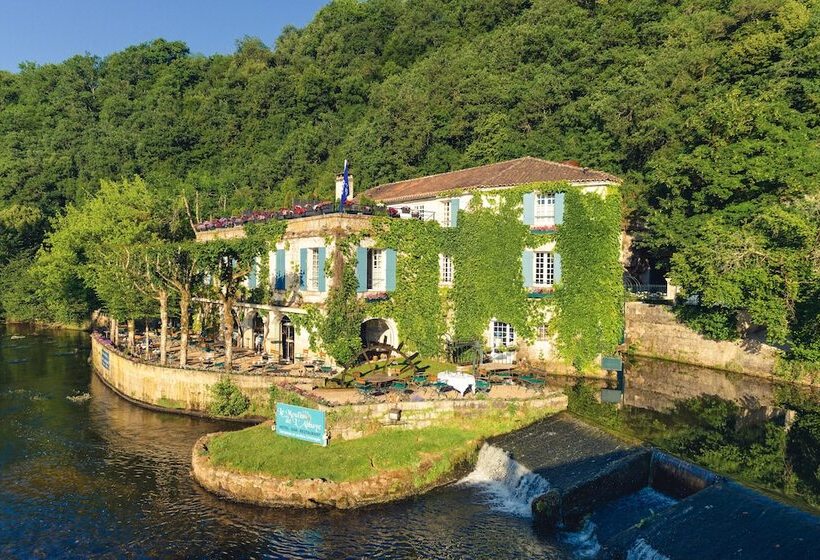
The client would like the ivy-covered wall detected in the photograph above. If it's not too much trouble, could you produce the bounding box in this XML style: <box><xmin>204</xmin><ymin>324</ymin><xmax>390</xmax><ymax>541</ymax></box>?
<box><xmin>239</xmin><ymin>183</ymin><xmax>623</xmax><ymax>372</ymax></box>
<box><xmin>368</xmin><ymin>182</ymin><xmax>623</xmax><ymax>371</ymax></box>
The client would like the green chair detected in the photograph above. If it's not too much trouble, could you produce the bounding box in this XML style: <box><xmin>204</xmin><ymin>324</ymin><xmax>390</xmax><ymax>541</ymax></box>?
<box><xmin>518</xmin><ymin>374</ymin><xmax>545</xmax><ymax>387</ymax></box>
<box><xmin>389</xmin><ymin>381</ymin><xmax>409</xmax><ymax>393</ymax></box>
<box><xmin>475</xmin><ymin>378</ymin><xmax>491</xmax><ymax>392</ymax></box>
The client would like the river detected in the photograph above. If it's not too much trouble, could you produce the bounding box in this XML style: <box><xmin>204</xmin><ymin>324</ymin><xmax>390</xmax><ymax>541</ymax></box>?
<box><xmin>1</xmin><ymin>325</ymin><xmax>816</xmax><ymax>559</ymax></box>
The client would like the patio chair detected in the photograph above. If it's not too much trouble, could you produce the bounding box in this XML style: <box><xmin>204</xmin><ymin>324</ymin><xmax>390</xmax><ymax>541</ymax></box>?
<box><xmin>518</xmin><ymin>374</ymin><xmax>546</xmax><ymax>387</ymax></box>
<box><xmin>389</xmin><ymin>381</ymin><xmax>410</xmax><ymax>394</ymax></box>
<box><xmin>475</xmin><ymin>378</ymin><xmax>492</xmax><ymax>393</ymax></box>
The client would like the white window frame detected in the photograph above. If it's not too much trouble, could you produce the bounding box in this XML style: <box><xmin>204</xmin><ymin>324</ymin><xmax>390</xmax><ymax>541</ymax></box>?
<box><xmin>534</xmin><ymin>251</ymin><xmax>555</xmax><ymax>287</ymax></box>
<box><xmin>369</xmin><ymin>249</ymin><xmax>386</xmax><ymax>291</ymax></box>
<box><xmin>439</xmin><ymin>200</ymin><xmax>451</xmax><ymax>228</ymax></box>
<box><xmin>534</xmin><ymin>193</ymin><xmax>555</xmax><ymax>226</ymax></box>
<box><xmin>307</xmin><ymin>248</ymin><xmax>320</xmax><ymax>291</ymax></box>
<box><xmin>536</xmin><ymin>324</ymin><xmax>549</xmax><ymax>341</ymax></box>
<box><xmin>439</xmin><ymin>254</ymin><xmax>453</xmax><ymax>285</ymax></box>
<box><xmin>491</xmin><ymin>320</ymin><xmax>515</xmax><ymax>349</ymax></box>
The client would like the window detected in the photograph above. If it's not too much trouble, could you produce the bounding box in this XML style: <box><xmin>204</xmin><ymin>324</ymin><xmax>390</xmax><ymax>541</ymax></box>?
<box><xmin>534</xmin><ymin>251</ymin><xmax>555</xmax><ymax>287</ymax></box>
<box><xmin>439</xmin><ymin>254</ymin><xmax>453</xmax><ymax>284</ymax></box>
<box><xmin>534</xmin><ymin>193</ymin><xmax>555</xmax><ymax>226</ymax></box>
<box><xmin>307</xmin><ymin>248</ymin><xmax>320</xmax><ymax>291</ymax></box>
<box><xmin>367</xmin><ymin>248</ymin><xmax>386</xmax><ymax>291</ymax></box>
<box><xmin>439</xmin><ymin>200</ymin><xmax>451</xmax><ymax>227</ymax></box>
<box><xmin>537</xmin><ymin>324</ymin><xmax>549</xmax><ymax>341</ymax></box>
<box><xmin>491</xmin><ymin>320</ymin><xmax>515</xmax><ymax>348</ymax></box>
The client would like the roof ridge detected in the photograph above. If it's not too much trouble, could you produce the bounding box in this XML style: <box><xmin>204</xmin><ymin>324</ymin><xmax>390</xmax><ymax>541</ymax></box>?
<box><xmin>372</xmin><ymin>157</ymin><xmax>533</xmax><ymax>190</ymax></box>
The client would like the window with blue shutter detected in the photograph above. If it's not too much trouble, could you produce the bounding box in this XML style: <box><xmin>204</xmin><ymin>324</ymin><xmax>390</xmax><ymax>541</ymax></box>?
<box><xmin>522</xmin><ymin>192</ymin><xmax>535</xmax><ymax>225</ymax></box>
<box><xmin>247</xmin><ymin>259</ymin><xmax>258</xmax><ymax>289</ymax></box>
<box><xmin>317</xmin><ymin>247</ymin><xmax>327</xmax><ymax>292</ymax></box>
<box><xmin>522</xmin><ymin>250</ymin><xmax>534</xmax><ymax>287</ymax></box>
<box><xmin>555</xmin><ymin>192</ymin><xmax>565</xmax><ymax>225</ymax></box>
<box><xmin>554</xmin><ymin>253</ymin><xmax>562</xmax><ymax>284</ymax></box>
<box><xmin>385</xmin><ymin>249</ymin><xmax>397</xmax><ymax>291</ymax></box>
<box><xmin>299</xmin><ymin>248</ymin><xmax>307</xmax><ymax>290</ymax></box>
<box><xmin>356</xmin><ymin>247</ymin><xmax>368</xmax><ymax>292</ymax></box>
<box><xmin>275</xmin><ymin>249</ymin><xmax>286</xmax><ymax>290</ymax></box>
<box><xmin>449</xmin><ymin>198</ymin><xmax>459</xmax><ymax>228</ymax></box>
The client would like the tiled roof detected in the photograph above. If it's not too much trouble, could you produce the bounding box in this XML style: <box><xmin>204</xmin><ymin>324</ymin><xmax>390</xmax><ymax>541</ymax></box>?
<box><xmin>361</xmin><ymin>157</ymin><xmax>620</xmax><ymax>204</ymax></box>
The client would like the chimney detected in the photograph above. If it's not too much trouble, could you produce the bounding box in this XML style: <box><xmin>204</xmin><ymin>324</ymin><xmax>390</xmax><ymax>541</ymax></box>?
<box><xmin>335</xmin><ymin>173</ymin><xmax>353</xmax><ymax>202</ymax></box>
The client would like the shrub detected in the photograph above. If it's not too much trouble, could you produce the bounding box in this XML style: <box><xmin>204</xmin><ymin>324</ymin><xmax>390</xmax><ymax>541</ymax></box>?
<box><xmin>674</xmin><ymin>305</ymin><xmax>738</xmax><ymax>341</ymax></box>
<box><xmin>209</xmin><ymin>377</ymin><xmax>249</xmax><ymax>417</ymax></box>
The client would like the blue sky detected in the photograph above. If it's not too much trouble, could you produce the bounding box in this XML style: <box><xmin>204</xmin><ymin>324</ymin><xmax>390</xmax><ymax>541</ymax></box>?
<box><xmin>0</xmin><ymin>0</ymin><xmax>329</xmax><ymax>72</ymax></box>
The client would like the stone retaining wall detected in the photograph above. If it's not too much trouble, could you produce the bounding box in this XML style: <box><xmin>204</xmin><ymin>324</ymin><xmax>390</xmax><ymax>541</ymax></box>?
<box><xmin>90</xmin><ymin>336</ymin><xmax>276</xmax><ymax>411</ymax></box>
<box><xmin>323</xmin><ymin>394</ymin><xmax>568</xmax><ymax>440</ymax></box>
<box><xmin>625</xmin><ymin>302</ymin><xmax>780</xmax><ymax>376</ymax></box>
<box><xmin>191</xmin><ymin>432</ymin><xmax>474</xmax><ymax>509</ymax></box>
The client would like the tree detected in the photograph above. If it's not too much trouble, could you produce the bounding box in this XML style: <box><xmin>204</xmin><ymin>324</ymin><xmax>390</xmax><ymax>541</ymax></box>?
<box><xmin>197</xmin><ymin>237</ymin><xmax>263</xmax><ymax>372</ymax></box>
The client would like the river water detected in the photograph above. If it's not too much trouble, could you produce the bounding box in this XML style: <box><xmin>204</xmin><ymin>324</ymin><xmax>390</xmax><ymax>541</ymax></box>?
<box><xmin>1</xmin><ymin>326</ymin><xmax>815</xmax><ymax>559</ymax></box>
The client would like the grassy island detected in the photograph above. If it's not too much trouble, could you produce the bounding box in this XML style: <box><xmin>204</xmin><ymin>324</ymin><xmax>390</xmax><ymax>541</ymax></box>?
<box><xmin>194</xmin><ymin>405</ymin><xmax>559</xmax><ymax>508</ymax></box>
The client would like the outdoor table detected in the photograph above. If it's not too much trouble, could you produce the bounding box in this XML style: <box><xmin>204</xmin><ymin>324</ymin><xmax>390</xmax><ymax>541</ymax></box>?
<box><xmin>362</xmin><ymin>374</ymin><xmax>393</xmax><ymax>386</ymax></box>
<box><xmin>437</xmin><ymin>371</ymin><xmax>476</xmax><ymax>395</ymax></box>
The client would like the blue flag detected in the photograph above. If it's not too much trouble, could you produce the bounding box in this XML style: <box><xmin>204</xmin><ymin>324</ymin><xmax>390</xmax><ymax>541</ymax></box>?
<box><xmin>339</xmin><ymin>159</ymin><xmax>350</xmax><ymax>212</ymax></box>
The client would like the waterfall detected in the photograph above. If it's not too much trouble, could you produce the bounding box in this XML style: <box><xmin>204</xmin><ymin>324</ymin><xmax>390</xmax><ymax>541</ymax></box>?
<box><xmin>460</xmin><ymin>443</ymin><xmax>550</xmax><ymax>517</ymax></box>
<box><xmin>626</xmin><ymin>538</ymin><xmax>670</xmax><ymax>560</ymax></box>
<box><xmin>559</xmin><ymin>519</ymin><xmax>602</xmax><ymax>559</ymax></box>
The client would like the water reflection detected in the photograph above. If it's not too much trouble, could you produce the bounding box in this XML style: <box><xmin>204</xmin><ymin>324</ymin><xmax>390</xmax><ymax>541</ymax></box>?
<box><xmin>0</xmin><ymin>326</ymin><xmax>563</xmax><ymax>559</ymax></box>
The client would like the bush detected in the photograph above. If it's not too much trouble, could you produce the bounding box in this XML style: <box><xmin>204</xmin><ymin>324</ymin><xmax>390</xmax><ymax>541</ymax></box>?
<box><xmin>674</xmin><ymin>305</ymin><xmax>738</xmax><ymax>341</ymax></box>
<box><xmin>268</xmin><ymin>384</ymin><xmax>314</xmax><ymax>410</ymax></box>
<box><xmin>209</xmin><ymin>377</ymin><xmax>249</xmax><ymax>417</ymax></box>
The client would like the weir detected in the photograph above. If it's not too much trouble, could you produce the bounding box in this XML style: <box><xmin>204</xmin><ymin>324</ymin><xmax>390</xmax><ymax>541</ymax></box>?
<box><xmin>467</xmin><ymin>412</ymin><xmax>819</xmax><ymax>560</ymax></box>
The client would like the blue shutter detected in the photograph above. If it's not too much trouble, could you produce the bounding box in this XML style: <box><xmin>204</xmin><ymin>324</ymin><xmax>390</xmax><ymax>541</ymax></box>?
<box><xmin>449</xmin><ymin>198</ymin><xmax>459</xmax><ymax>228</ymax></box>
<box><xmin>299</xmin><ymin>248</ymin><xmax>307</xmax><ymax>290</ymax></box>
<box><xmin>275</xmin><ymin>249</ymin><xmax>286</xmax><ymax>290</ymax></box>
<box><xmin>522</xmin><ymin>192</ymin><xmax>535</xmax><ymax>225</ymax></box>
<box><xmin>356</xmin><ymin>247</ymin><xmax>368</xmax><ymax>293</ymax></box>
<box><xmin>522</xmin><ymin>251</ymin><xmax>533</xmax><ymax>288</ymax></box>
<box><xmin>248</xmin><ymin>260</ymin><xmax>258</xmax><ymax>289</ymax></box>
<box><xmin>385</xmin><ymin>248</ymin><xmax>397</xmax><ymax>292</ymax></box>
<box><xmin>554</xmin><ymin>253</ymin><xmax>562</xmax><ymax>285</ymax></box>
<box><xmin>317</xmin><ymin>247</ymin><xmax>327</xmax><ymax>292</ymax></box>
<box><xmin>555</xmin><ymin>192</ymin><xmax>565</xmax><ymax>225</ymax></box>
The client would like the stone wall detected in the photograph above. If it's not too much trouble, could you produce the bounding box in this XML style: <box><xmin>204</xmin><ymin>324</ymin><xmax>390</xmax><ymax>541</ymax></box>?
<box><xmin>625</xmin><ymin>302</ymin><xmax>780</xmax><ymax>376</ymax></box>
<box><xmin>322</xmin><ymin>393</ymin><xmax>568</xmax><ymax>440</ymax></box>
<box><xmin>91</xmin><ymin>337</ymin><xmax>274</xmax><ymax>412</ymax></box>
<box><xmin>191</xmin><ymin>431</ymin><xmax>475</xmax><ymax>509</ymax></box>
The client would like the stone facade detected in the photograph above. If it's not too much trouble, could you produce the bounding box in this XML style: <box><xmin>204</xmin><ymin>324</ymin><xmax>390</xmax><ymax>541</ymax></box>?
<box><xmin>625</xmin><ymin>302</ymin><xmax>780</xmax><ymax>376</ymax></box>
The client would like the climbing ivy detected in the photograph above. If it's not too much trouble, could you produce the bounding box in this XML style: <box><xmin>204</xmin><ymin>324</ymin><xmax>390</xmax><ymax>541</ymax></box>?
<box><xmin>370</xmin><ymin>218</ymin><xmax>450</xmax><ymax>357</ymax></box>
<box><xmin>552</xmin><ymin>189</ymin><xmax>624</xmax><ymax>371</ymax></box>
<box><xmin>364</xmin><ymin>182</ymin><xmax>623</xmax><ymax>371</ymax></box>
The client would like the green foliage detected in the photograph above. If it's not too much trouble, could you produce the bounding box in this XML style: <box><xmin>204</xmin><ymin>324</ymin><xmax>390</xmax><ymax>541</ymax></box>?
<box><xmin>674</xmin><ymin>305</ymin><xmax>739</xmax><ymax>341</ymax></box>
<box><xmin>317</xmin><ymin>242</ymin><xmax>365</xmax><ymax>365</ymax></box>
<box><xmin>0</xmin><ymin>0</ymin><xmax>816</xmax><ymax>364</ymax></box>
<box><xmin>553</xmin><ymin>188</ymin><xmax>624</xmax><ymax>370</ymax></box>
<box><xmin>208</xmin><ymin>377</ymin><xmax>250</xmax><ymax>417</ymax></box>
<box><xmin>451</xmin><ymin>191</ymin><xmax>533</xmax><ymax>342</ymax></box>
<box><xmin>371</xmin><ymin>218</ymin><xmax>449</xmax><ymax>357</ymax></box>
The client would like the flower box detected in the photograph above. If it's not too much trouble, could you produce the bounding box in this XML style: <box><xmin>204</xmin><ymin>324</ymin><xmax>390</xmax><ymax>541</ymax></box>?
<box><xmin>531</xmin><ymin>225</ymin><xmax>557</xmax><ymax>234</ymax></box>
<box><xmin>363</xmin><ymin>292</ymin><xmax>389</xmax><ymax>302</ymax></box>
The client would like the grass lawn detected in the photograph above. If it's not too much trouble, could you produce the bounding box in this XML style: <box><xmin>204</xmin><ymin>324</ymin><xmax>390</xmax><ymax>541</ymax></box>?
<box><xmin>207</xmin><ymin>406</ymin><xmax>553</xmax><ymax>485</ymax></box>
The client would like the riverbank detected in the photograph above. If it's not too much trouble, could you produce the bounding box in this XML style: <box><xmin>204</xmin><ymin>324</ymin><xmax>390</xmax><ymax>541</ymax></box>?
<box><xmin>192</xmin><ymin>406</ymin><xmax>563</xmax><ymax>509</ymax></box>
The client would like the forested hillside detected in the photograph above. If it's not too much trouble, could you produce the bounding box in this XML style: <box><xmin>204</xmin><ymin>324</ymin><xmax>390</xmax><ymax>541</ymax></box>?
<box><xmin>0</xmin><ymin>0</ymin><xmax>817</xmax><ymax>362</ymax></box>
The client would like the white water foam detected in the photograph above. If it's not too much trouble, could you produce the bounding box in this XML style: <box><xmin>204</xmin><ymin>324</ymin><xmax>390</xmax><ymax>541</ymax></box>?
<box><xmin>459</xmin><ymin>443</ymin><xmax>550</xmax><ymax>517</ymax></box>
<box><xmin>626</xmin><ymin>538</ymin><xmax>670</xmax><ymax>560</ymax></box>
<box><xmin>559</xmin><ymin>519</ymin><xmax>602</xmax><ymax>560</ymax></box>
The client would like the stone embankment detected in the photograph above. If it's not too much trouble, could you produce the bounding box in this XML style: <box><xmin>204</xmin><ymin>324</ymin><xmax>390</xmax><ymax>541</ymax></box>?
<box><xmin>191</xmin><ymin>430</ymin><xmax>474</xmax><ymax>509</ymax></box>
<box><xmin>625</xmin><ymin>302</ymin><xmax>781</xmax><ymax>377</ymax></box>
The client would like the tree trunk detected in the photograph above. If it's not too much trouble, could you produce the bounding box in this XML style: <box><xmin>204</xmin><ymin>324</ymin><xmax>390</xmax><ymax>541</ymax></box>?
<box><xmin>144</xmin><ymin>317</ymin><xmax>151</xmax><ymax>360</ymax></box>
<box><xmin>111</xmin><ymin>317</ymin><xmax>119</xmax><ymax>346</ymax></box>
<box><xmin>179</xmin><ymin>290</ymin><xmax>190</xmax><ymax>367</ymax></box>
<box><xmin>127</xmin><ymin>319</ymin><xmax>136</xmax><ymax>353</ymax></box>
<box><xmin>159</xmin><ymin>290</ymin><xmax>169</xmax><ymax>366</ymax></box>
<box><xmin>222</xmin><ymin>296</ymin><xmax>234</xmax><ymax>372</ymax></box>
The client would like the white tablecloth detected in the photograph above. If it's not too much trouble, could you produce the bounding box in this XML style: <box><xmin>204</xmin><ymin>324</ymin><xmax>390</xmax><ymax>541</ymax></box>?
<box><xmin>437</xmin><ymin>372</ymin><xmax>476</xmax><ymax>395</ymax></box>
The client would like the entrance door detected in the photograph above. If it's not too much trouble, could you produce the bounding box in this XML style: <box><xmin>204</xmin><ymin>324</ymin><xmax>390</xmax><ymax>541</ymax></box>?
<box><xmin>281</xmin><ymin>316</ymin><xmax>295</xmax><ymax>363</ymax></box>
